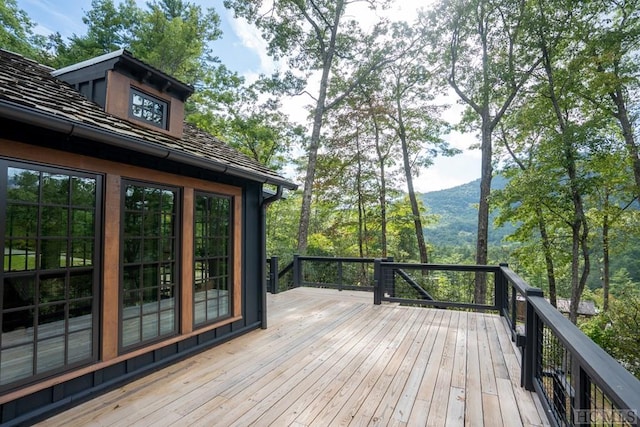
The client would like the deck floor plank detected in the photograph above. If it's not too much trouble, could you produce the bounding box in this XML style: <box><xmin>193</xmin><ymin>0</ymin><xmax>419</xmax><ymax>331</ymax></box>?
<box><xmin>36</xmin><ymin>288</ymin><xmax>547</xmax><ymax>427</ymax></box>
<box><xmin>352</xmin><ymin>308</ymin><xmax>437</xmax><ymax>427</ymax></box>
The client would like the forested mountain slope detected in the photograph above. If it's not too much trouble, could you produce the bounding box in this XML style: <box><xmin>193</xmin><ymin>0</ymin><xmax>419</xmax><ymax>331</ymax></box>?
<box><xmin>421</xmin><ymin>175</ymin><xmax>513</xmax><ymax>247</ymax></box>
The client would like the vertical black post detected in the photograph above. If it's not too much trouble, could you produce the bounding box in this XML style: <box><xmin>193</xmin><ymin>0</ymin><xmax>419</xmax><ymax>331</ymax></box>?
<box><xmin>387</xmin><ymin>257</ymin><xmax>395</xmax><ymax>297</ymax></box>
<box><xmin>572</xmin><ymin>362</ymin><xmax>591</xmax><ymax>427</ymax></box>
<box><xmin>269</xmin><ymin>256</ymin><xmax>279</xmax><ymax>294</ymax></box>
<box><xmin>374</xmin><ymin>259</ymin><xmax>382</xmax><ymax>305</ymax></box>
<box><xmin>524</xmin><ymin>288</ymin><xmax>544</xmax><ymax>391</ymax></box>
<box><xmin>338</xmin><ymin>260</ymin><xmax>343</xmax><ymax>291</ymax></box>
<box><xmin>496</xmin><ymin>263</ymin><xmax>508</xmax><ymax>315</ymax></box>
<box><xmin>293</xmin><ymin>254</ymin><xmax>301</xmax><ymax>288</ymax></box>
<box><xmin>511</xmin><ymin>285</ymin><xmax>517</xmax><ymax>336</ymax></box>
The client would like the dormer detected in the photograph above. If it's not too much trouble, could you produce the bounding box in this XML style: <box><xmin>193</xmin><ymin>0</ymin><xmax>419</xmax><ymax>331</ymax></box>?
<box><xmin>52</xmin><ymin>49</ymin><xmax>194</xmax><ymax>139</ymax></box>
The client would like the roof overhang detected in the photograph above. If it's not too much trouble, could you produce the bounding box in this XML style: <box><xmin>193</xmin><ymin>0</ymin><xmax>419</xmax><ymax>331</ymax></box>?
<box><xmin>0</xmin><ymin>99</ymin><xmax>297</xmax><ymax>190</ymax></box>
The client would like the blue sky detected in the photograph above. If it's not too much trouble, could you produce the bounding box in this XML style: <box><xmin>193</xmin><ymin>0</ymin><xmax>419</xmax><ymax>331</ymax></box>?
<box><xmin>16</xmin><ymin>0</ymin><xmax>260</xmax><ymax>76</ymax></box>
<box><xmin>15</xmin><ymin>0</ymin><xmax>481</xmax><ymax>192</ymax></box>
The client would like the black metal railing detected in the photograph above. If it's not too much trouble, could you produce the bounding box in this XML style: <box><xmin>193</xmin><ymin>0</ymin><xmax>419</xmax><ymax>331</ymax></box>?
<box><xmin>267</xmin><ymin>256</ymin><xmax>640</xmax><ymax>426</ymax></box>
<box><xmin>266</xmin><ymin>255</ymin><xmax>390</xmax><ymax>293</ymax></box>
<box><xmin>499</xmin><ymin>265</ymin><xmax>640</xmax><ymax>427</ymax></box>
<box><xmin>373</xmin><ymin>260</ymin><xmax>504</xmax><ymax>312</ymax></box>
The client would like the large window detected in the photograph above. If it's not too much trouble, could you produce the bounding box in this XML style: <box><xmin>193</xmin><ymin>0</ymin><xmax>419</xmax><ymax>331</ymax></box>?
<box><xmin>121</xmin><ymin>181</ymin><xmax>178</xmax><ymax>349</ymax></box>
<box><xmin>129</xmin><ymin>88</ymin><xmax>168</xmax><ymax>129</ymax></box>
<box><xmin>193</xmin><ymin>192</ymin><xmax>232</xmax><ymax>326</ymax></box>
<box><xmin>0</xmin><ymin>162</ymin><xmax>100</xmax><ymax>389</ymax></box>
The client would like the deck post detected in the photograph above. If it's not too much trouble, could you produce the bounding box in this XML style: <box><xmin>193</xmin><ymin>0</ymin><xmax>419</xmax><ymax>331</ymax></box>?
<box><xmin>523</xmin><ymin>288</ymin><xmax>544</xmax><ymax>391</ymax></box>
<box><xmin>496</xmin><ymin>263</ymin><xmax>508</xmax><ymax>315</ymax></box>
<box><xmin>269</xmin><ymin>256</ymin><xmax>279</xmax><ymax>294</ymax></box>
<box><xmin>386</xmin><ymin>257</ymin><xmax>395</xmax><ymax>297</ymax></box>
<box><xmin>572</xmin><ymin>360</ymin><xmax>591</xmax><ymax>426</ymax></box>
<box><xmin>373</xmin><ymin>259</ymin><xmax>382</xmax><ymax>305</ymax></box>
<box><xmin>293</xmin><ymin>254</ymin><xmax>301</xmax><ymax>288</ymax></box>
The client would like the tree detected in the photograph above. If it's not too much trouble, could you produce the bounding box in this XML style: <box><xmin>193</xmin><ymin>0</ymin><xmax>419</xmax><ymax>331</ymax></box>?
<box><xmin>224</xmin><ymin>0</ymin><xmax>392</xmax><ymax>255</ymax></box>
<box><xmin>380</xmin><ymin>21</ymin><xmax>454</xmax><ymax>264</ymax></box>
<box><xmin>0</xmin><ymin>0</ymin><xmax>48</xmax><ymax>60</ymax></box>
<box><xmin>425</xmin><ymin>0</ymin><xmax>540</xmax><ymax>303</ymax></box>
<box><xmin>574</xmin><ymin>0</ymin><xmax>640</xmax><ymax>200</ymax></box>
<box><xmin>130</xmin><ymin>0</ymin><xmax>221</xmax><ymax>84</ymax></box>
<box><xmin>48</xmin><ymin>0</ymin><xmax>142</xmax><ymax>66</ymax></box>
<box><xmin>582</xmin><ymin>286</ymin><xmax>640</xmax><ymax>379</ymax></box>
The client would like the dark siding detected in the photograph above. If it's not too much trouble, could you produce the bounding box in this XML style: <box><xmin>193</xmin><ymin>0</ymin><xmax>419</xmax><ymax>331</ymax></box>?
<box><xmin>242</xmin><ymin>182</ymin><xmax>263</xmax><ymax>326</ymax></box>
<box><xmin>0</xmin><ymin>132</ymin><xmax>268</xmax><ymax>426</ymax></box>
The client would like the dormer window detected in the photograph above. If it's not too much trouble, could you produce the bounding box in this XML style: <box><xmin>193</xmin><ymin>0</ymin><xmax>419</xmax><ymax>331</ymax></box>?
<box><xmin>130</xmin><ymin>88</ymin><xmax>168</xmax><ymax>129</ymax></box>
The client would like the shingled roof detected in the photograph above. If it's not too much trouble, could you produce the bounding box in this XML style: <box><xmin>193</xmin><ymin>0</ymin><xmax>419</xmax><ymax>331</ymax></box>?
<box><xmin>0</xmin><ymin>49</ymin><xmax>296</xmax><ymax>190</ymax></box>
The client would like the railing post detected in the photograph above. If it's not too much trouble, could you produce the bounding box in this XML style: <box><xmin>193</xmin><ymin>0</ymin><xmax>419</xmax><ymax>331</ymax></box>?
<box><xmin>511</xmin><ymin>284</ymin><xmax>518</xmax><ymax>338</ymax></box>
<box><xmin>374</xmin><ymin>259</ymin><xmax>382</xmax><ymax>305</ymax></box>
<box><xmin>523</xmin><ymin>287</ymin><xmax>544</xmax><ymax>391</ymax></box>
<box><xmin>496</xmin><ymin>263</ymin><xmax>508</xmax><ymax>315</ymax></box>
<box><xmin>572</xmin><ymin>362</ymin><xmax>591</xmax><ymax>426</ymax></box>
<box><xmin>269</xmin><ymin>256</ymin><xmax>279</xmax><ymax>294</ymax></box>
<box><xmin>293</xmin><ymin>254</ymin><xmax>301</xmax><ymax>288</ymax></box>
<box><xmin>387</xmin><ymin>257</ymin><xmax>395</xmax><ymax>297</ymax></box>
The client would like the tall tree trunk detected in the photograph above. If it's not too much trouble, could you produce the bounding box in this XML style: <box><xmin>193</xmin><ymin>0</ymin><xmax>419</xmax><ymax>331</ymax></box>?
<box><xmin>396</xmin><ymin>96</ymin><xmax>428</xmax><ymax>264</ymax></box>
<box><xmin>500</xmin><ymin>126</ymin><xmax>557</xmax><ymax>307</ymax></box>
<box><xmin>538</xmin><ymin>5</ymin><xmax>590</xmax><ymax>323</ymax></box>
<box><xmin>602</xmin><ymin>191</ymin><xmax>611</xmax><ymax>311</ymax></box>
<box><xmin>356</xmin><ymin>131</ymin><xmax>365</xmax><ymax>259</ymax></box>
<box><xmin>296</xmin><ymin>0</ymin><xmax>344</xmax><ymax>254</ymax></box>
<box><xmin>372</xmin><ymin>114</ymin><xmax>388</xmax><ymax>258</ymax></box>
<box><xmin>475</xmin><ymin>115</ymin><xmax>492</xmax><ymax>303</ymax></box>
<box><xmin>610</xmin><ymin>85</ymin><xmax>640</xmax><ymax>200</ymax></box>
<box><xmin>537</xmin><ymin>207</ymin><xmax>557</xmax><ymax>307</ymax></box>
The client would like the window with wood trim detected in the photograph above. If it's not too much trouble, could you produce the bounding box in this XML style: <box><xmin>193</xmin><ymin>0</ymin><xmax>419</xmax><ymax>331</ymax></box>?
<box><xmin>120</xmin><ymin>181</ymin><xmax>178</xmax><ymax>350</ymax></box>
<box><xmin>193</xmin><ymin>192</ymin><xmax>232</xmax><ymax>326</ymax></box>
<box><xmin>0</xmin><ymin>162</ymin><xmax>100</xmax><ymax>390</ymax></box>
<box><xmin>129</xmin><ymin>88</ymin><xmax>168</xmax><ymax>129</ymax></box>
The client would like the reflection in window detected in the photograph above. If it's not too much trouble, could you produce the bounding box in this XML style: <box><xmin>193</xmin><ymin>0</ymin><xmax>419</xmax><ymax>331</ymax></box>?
<box><xmin>193</xmin><ymin>193</ymin><xmax>232</xmax><ymax>327</ymax></box>
<box><xmin>1</xmin><ymin>164</ymin><xmax>99</xmax><ymax>389</ymax></box>
<box><xmin>121</xmin><ymin>182</ymin><xmax>178</xmax><ymax>349</ymax></box>
<box><xmin>129</xmin><ymin>88</ymin><xmax>167</xmax><ymax>129</ymax></box>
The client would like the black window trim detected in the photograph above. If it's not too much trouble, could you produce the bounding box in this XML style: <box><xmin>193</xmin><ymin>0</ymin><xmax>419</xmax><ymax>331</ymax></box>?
<box><xmin>0</xmin><ymin>158</ymin><xmax>102</xmax><ymax>393</ymax></box>
<box><xmin>118</xmin><ymin>178</ymin><xmax>181</xmax><ymax>353</ymax></box>
<box><xmin>192</xmin><ymin>190</ymin><xmax>234</xmax><ymax>328</ymax></box>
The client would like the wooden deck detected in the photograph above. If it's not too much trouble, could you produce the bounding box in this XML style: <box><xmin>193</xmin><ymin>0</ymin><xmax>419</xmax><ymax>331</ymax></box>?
<box><xmin>37</xmin><ymin>288</ymin><xmax>549</xmax><ymax>426</ymax></box>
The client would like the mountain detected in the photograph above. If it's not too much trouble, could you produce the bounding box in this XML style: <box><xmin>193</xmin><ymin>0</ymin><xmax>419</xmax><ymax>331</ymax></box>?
<box><xmin>421</xmin><ymin>175</ymin><xmax>513</xmax><ymax>247</ymax></box>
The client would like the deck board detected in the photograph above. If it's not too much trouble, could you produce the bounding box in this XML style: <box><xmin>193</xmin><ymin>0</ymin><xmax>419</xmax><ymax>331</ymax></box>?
<box><xmin>36</xmin><ymin>287</ymin><xmax>549</xmax><ymax>426</ymax></box>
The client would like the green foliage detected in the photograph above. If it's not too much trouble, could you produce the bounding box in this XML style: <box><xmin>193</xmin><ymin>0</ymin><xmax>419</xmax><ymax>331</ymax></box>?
<box><xmin>582</xmin><ymin>286</ymin><xmax>640</xmax><ymax>378</ymax></box>
<box><xmin>0</xmin><ymin>0</ymin><xmax>48</xmax><ymax>60</ymax></box>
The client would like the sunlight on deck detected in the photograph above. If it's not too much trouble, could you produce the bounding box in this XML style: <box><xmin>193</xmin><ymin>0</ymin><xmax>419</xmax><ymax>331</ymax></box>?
<box><xmin>37</xmin><ymin>287</ymin><xmax>549</xmax><ymax>426</ymax></box>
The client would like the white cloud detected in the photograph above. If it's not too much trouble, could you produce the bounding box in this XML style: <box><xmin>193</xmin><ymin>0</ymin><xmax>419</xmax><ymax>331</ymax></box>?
<box><xmin>225</xmin><ymin>10</ymin><xmax>278</xmax><ymax>81</ymax></box>
<box><xmin>224</xmin><ymin>0</ymin><xmax>482</xmax><ymax>191</ymax></box>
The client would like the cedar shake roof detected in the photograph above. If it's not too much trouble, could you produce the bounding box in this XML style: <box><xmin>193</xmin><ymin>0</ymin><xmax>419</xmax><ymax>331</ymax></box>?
<box><xmin>0</xmin><ymin>49</ymin><xmax>296</xmax><ymax>189</ymax></box>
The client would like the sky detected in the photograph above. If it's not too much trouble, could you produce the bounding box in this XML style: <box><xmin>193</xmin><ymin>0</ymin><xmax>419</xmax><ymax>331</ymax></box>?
<box><xmin>15</xmin><ymin>0</ymin><xmax>481</xmax><ymax>192</ymax></box>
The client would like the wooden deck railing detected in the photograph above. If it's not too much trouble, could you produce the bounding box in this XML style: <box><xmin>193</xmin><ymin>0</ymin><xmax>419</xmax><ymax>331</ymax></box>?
<box><xmin>267</xmin><ymin>255</ymin><xmax>640</xmax><ymax>426</ymax></box>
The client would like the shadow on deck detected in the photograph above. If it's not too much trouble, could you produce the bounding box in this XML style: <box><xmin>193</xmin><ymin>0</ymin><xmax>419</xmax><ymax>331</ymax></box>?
<box><xmin>37</xmin><ymin>288</ymin><xmax>548</xmax><ymax>426</ymax></box>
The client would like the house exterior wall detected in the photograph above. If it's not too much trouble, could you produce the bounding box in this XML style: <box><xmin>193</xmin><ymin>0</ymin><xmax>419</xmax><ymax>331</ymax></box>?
<box><xmin>0</xmin><ymin>136</ymin><xmax>266</xmax><ymax>424</ymax></box>
<box><xmin>105</xmin><ymin>71</ymin><xmax>185</xmax><ymax>139</ymax></box>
